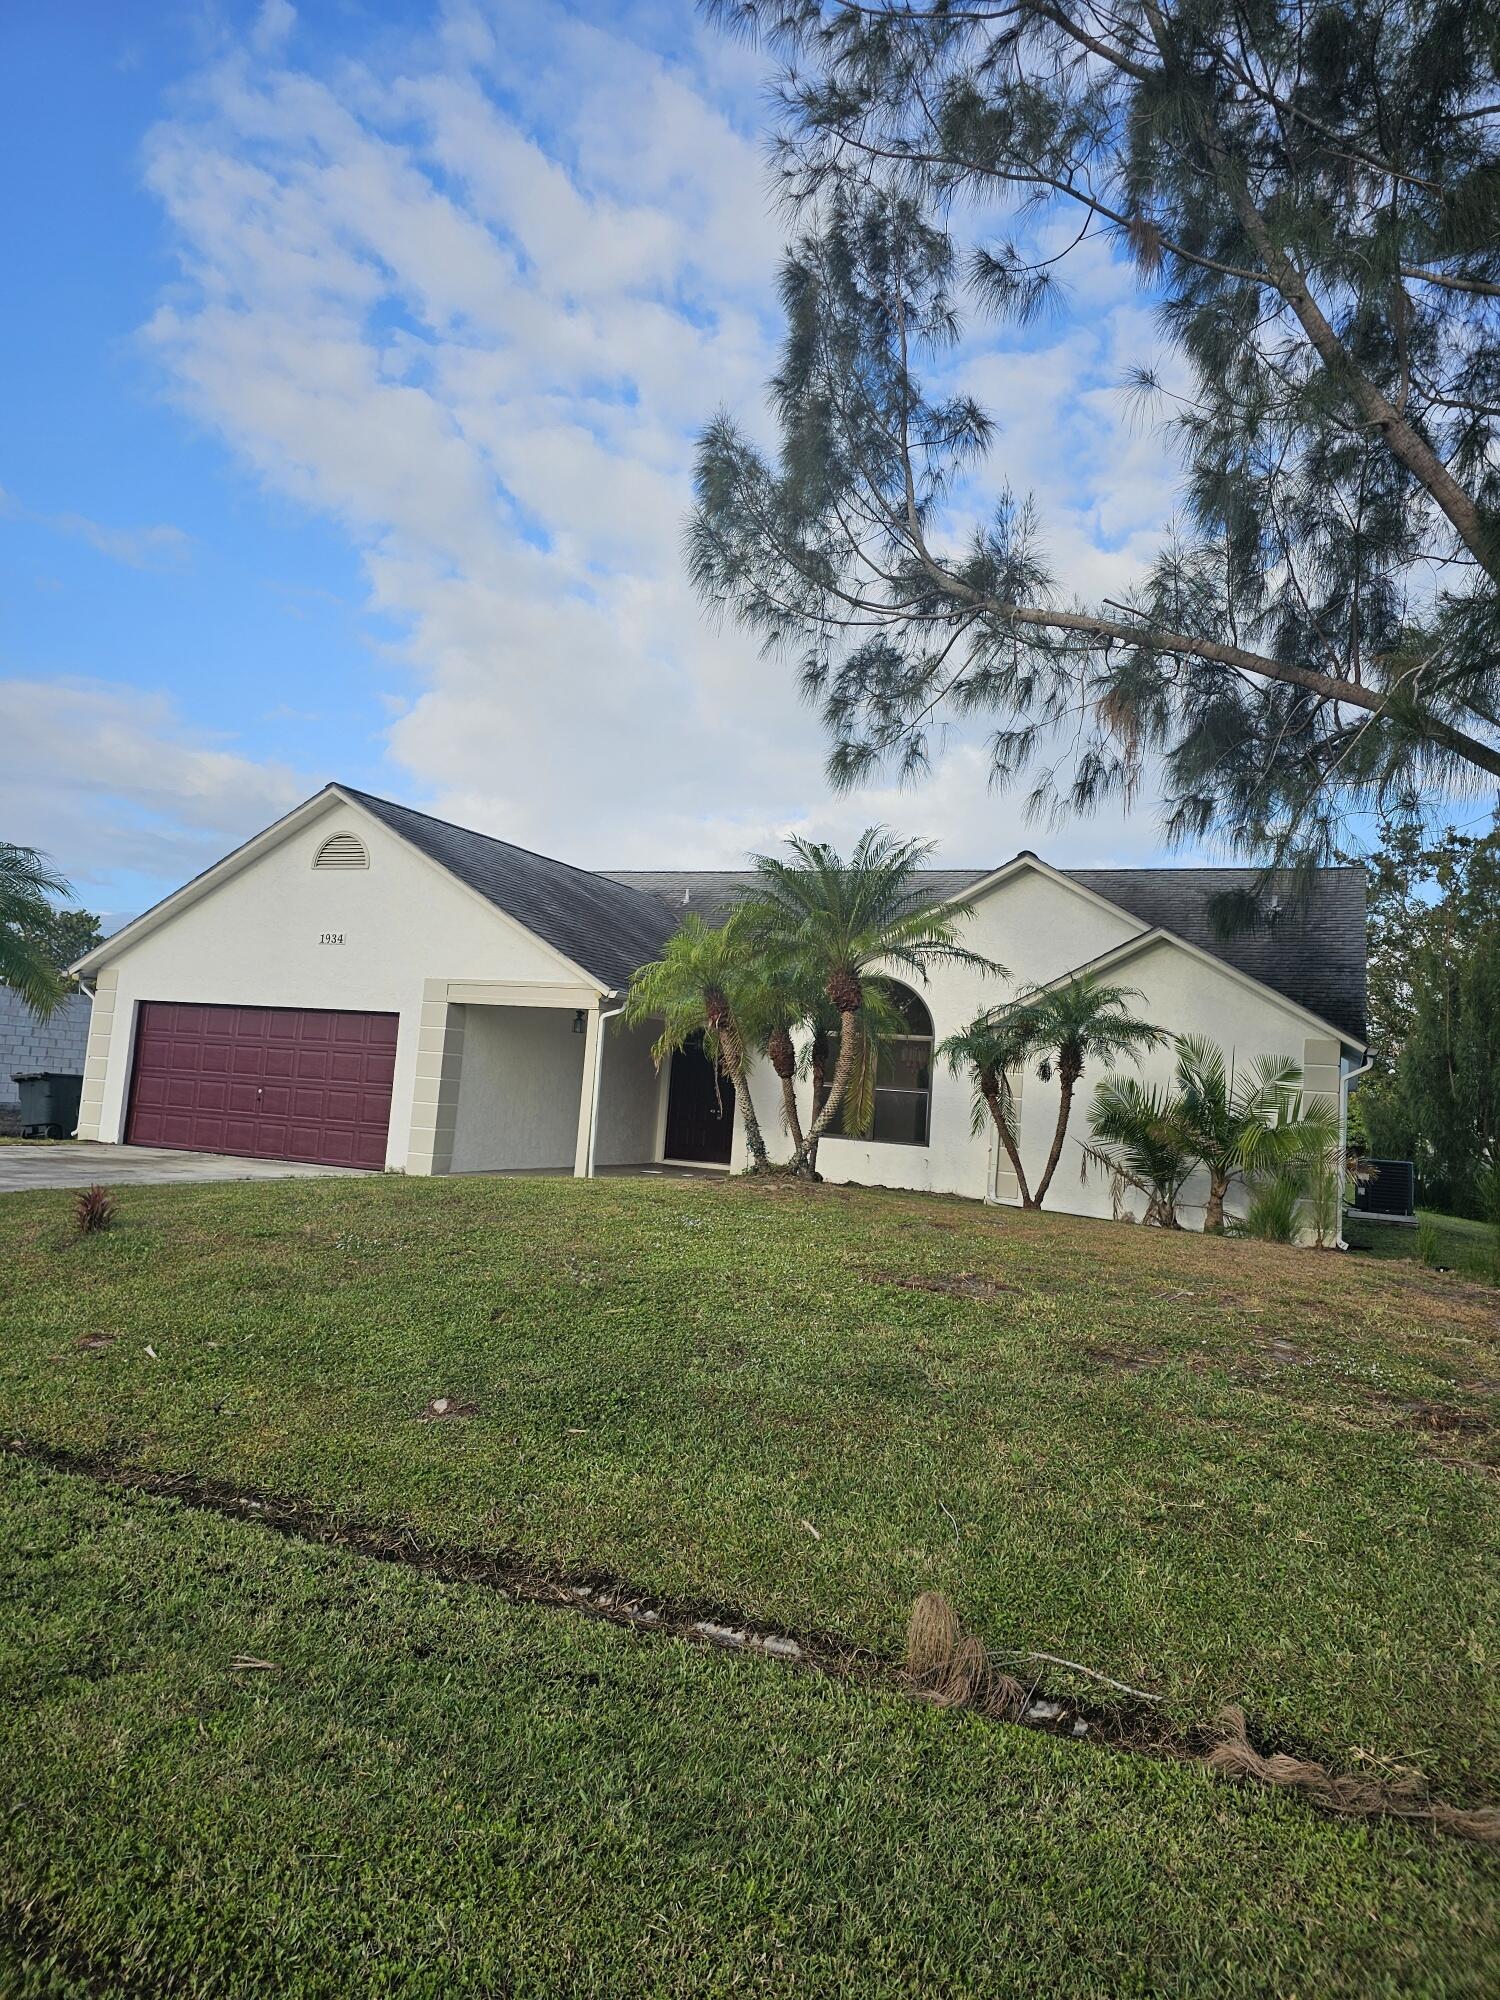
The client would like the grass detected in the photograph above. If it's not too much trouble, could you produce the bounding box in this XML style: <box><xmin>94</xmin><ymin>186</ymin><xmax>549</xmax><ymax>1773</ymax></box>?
<box><xmin>3</xmin><ymin>1453</ymin><xmax>1496</xmax><ymax>1998</ymax></box>
<box><xmin>0</xmin><ymin>1171</ymin><xmax>1496</xmax><ymax>1991</ymax></box>
<box><xmin>1344</xmin><ymin>1207</ymin><xmax>1500</xmax><ymax>1285</ymax></box>
<box><xmin>1</xmin><ymin>1173</ymin><xmax>1495</xmax><ymax>1786</ymax></box>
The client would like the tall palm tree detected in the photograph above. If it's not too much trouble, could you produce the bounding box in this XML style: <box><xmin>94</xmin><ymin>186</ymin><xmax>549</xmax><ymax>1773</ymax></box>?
<box><xmin>1173</xmin><ymin>1035</ymin><xmax>1330</xmax><ymax>1234</ymax></box>
<box><xmin>938</xmin><ymin>1011</ymin><xmax>1036</xmax><ymax>1206</ymax></box>
<box><xmin>1</xmin><ymin>842</ymin><xmax>69</xmax><ymax>1019</ymax></box>
<box><xmin>624</xmin><ymin>911</ymin><xmax>773</xmax><ymax>1171</ymax></box>
<box><xmin>737</xmin><ymin>828</ymin><xmax>999</xmax><ymax>1175</ymax></box>
<box><xmin>1002</xmin><ymin>976</ymin><xmax>1167</xmax><ymax>1210</ymax></box>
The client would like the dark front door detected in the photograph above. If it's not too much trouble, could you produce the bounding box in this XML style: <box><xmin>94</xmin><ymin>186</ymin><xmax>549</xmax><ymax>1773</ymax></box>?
<box><xmin>663</xmin><ymin>1032</ymin><xmax>735</xmax><ymax>1164</ymax></box>
<box><xmin>125</xmin><ymin>1002</ymin><xmax>398</xmax><ymax>1168</ymax></box>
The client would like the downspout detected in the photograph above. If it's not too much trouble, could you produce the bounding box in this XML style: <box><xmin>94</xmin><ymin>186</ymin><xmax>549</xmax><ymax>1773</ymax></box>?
<box><xmin>584</xmin><ymin>996</ymin><xmax>628</xmax><ymax>1179</ymax></box>
<box><xmin>1336</xmin><ymin>1052</ymin><xmax>1375</xmax><ymax>1250</ymax></box>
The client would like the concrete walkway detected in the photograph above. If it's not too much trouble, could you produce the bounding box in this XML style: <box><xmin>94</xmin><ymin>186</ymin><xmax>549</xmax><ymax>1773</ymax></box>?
<box><xmin>0</xmin><ymin>1143</ymin><xmax>372</xmax><ymax>1193</ymax></box>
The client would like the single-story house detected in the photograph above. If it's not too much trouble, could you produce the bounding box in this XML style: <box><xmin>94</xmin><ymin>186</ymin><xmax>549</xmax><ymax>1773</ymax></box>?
<box><xmin>70</xmin><ymin>783</ymin><xmax>1367</xmax><ymax>1228</ymax></box>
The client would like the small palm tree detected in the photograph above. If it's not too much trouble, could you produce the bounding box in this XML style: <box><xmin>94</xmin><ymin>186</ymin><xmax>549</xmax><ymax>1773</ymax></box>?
<box><xmin>1081</xmin><ymin>1075</ymin><xmax>1198</xmax><ymax>1227</ymax></box>
<box><xmin>624</xmin><ymin>912</ymin><xmax>773</xmax><ymax>1171</ymax></box>
<box><xmin>751</xmin><ymin>949</ymin><xmax>822</xmax><ymax>1152</ymax></box>
<box><xmin>737</xmin><ymin>828</ymin><xmax>1000</xmax><ymax>1175</ymax></box>
<box><xmin>1174</xmin><ymin>1035</ymin><xmax>1327</xmax><ymax>1234</ymax></box>
<box><xmin>939</xmin><ymin>1011</ymin><xmax>1036</xmax><ymax>1206</ymax></box>
<box><xmin>1</xmin><ymin>843</ymin><xmax>69</xmax><ymax>1018</ymax></box>
<box><xmin>1003</xmin><ymin>976</ymin><xmax>1167</xmax><ymax>1209</ymax></box>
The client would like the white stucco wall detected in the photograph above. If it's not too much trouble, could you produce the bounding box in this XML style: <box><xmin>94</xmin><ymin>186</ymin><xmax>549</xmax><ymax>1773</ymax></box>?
<box><xmin>593</xmin><ymin>1016</ymin><xmax>666</xmax><ymax>1167</ymax></box>
<box><xmin>450</xmin><ymin>1005</ymin><xmax>588</xmax><ymax>1172</ymax></box>
<box><xmin>728</xmin><ymin>862</ymin><xmax>1352</xmax><ymax>1230</ymax></box>
<box><xmin>79</xmin><ymin>798</ymin><xmax>599</xmax><ymax>1170</ymax></box>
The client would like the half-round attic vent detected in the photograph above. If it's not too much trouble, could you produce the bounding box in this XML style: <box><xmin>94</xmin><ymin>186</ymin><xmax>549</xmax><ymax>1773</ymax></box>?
<box><xmin>313</xmin><ymin>831</ymin><xmax>369</xmax><ymax>870</ymax></box>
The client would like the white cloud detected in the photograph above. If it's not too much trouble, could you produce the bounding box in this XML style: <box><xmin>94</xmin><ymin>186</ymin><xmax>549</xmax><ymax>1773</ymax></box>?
<box><xmin>0</xmin><ymin>678</ymin><xmax>307</xmax><ymax>897</ymax></box>
<box><xmin>57</xmin><ymin>0</ymin><xmax>1186</xmax><ymax>896</ymax></box>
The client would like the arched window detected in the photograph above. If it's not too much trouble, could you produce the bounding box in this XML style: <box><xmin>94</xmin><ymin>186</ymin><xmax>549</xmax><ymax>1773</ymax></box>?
<box><xmin>313</xmin><ymin>831</ymin><xmax>369</xmax><ymax>870</ymax></box>
<box><xmin>825</xmin><ymin>981</ymin><xmax>934</xmax><ymax>1147</ymax></box>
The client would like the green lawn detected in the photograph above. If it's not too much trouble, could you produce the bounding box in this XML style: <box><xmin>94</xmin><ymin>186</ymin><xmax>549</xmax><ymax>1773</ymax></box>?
<box><xmin>1</xmin><ymin>1173</ymin><xmax>1496</xmax><ymax>1993</ymax></box>
<box><xmin>1345</xmin><ymin>1207</ymin><xmax>1500</xmax><ymax>1284</ymax></box>
<box><xmin>3</xmin><ymin>1455</ymin><xmax>1496</xmax><ymax>1998</ymax></box>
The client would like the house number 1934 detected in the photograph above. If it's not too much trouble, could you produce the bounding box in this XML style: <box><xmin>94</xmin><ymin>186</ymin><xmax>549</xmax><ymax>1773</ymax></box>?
<box><xmin>319</xmin><ymin>932</ymin><xmax>345</xmax><ymax>945</ymax></box>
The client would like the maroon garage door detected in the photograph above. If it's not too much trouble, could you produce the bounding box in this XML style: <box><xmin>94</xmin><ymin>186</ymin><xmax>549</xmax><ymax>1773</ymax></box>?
<box><xmin>125</xmin><ymin>1003</ymin><xmax>398</xmax><ymax>1168</ymax></box>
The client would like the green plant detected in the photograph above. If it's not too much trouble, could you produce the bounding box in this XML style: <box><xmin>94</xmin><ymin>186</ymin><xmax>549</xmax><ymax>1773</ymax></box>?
<box><xmin>625</xmin><ymin>913</ymin><xmax>774</xmax><ymax>1171</ymax></box>
<box><xmin>1079</xmin><ymin>1076</ymin><xmax>1197</xmax><ymax>1228</ymax></box>
<box><xmin>736</xmin><ymin>827</ymin><xmax>999</xmax><ymax>1173</ymax></box>
<box><xmin>990</xmin><ymin>977</ymin><xmax>1167</xmax><ymax>1209</ymax></box>
<box><xmin>938</xmin><ymin>1011</ymin><xmax>1035</xmax><ymax>1205</ymax></box>
<box><xmin>1242</xmin><ymin>1171</ymin><xmax>1304</xmax><ymax>1244</ymax></box>
<box><xmin>694</xmin><ymin>3</ymin><xmax>1500</xmax><ymax>856</ymax></box>
<box><xmin>1174</xmin><ymin>1037</ymin><xmax>1330</xmax><ymax>1235</ymax></box>
<box><xmin>1417</xmin><ymin>1217</ymin><xmax>1442</xmax><ymax>1268</ymax></box>
<box><xmin>0</xmin><ymin>842</ymin><xmax>71</xmax><ymax>1019</ymax></box>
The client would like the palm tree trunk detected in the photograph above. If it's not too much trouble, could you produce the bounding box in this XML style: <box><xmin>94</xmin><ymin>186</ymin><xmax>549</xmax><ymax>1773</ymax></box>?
<box><xmin>721</xmin><ymin>1024</ymin><xmax>769</xmax><ymax>1172</ymax></box>
<box><xmin>768</xmin><ymin>1027</ymin><xmax>804</xmax><ymax>1150</ymax></box>
<box><xmin>1203</xmin><ymin>1173</ymin><xmax>1229</xmax><ymax>1234</ymax></box>
<box><xmin>1031</xmin><ymin>1056</ymin><xmax>1081</xmax><ymax>1209</ymax></box>
<box><xmin>779</xmin><ymin>1074</ymin><xmax>804</xmax><ymax>1150</ymax></box>
<box><xmin>807</xmin><ymin>1034</ymin><xmax>829</xmax><ymax>1175</ymax></box>
<box><xmin>792</xmin><ymin>1012</ymin><xmax>857</xmax><ymax>1175</ymax></box>
<box><xmin>981</xmin><ymin>1074</ymin><xmax>1033</xmax><ymax>1208</ymax></box>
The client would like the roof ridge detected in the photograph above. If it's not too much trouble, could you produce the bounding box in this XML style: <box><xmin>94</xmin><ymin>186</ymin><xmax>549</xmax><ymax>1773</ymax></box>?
<box><xmin>338</xmin><ymin>784</ymin><xmax>674</xmax><ymax>914</ymax></box>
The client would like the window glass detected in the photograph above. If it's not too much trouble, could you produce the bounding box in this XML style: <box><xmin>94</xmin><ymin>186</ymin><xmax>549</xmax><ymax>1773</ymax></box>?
<box><xmin>825</xmin><ymin>983</ymin><xmax>933</xmax><ymax>1147</ymax></box>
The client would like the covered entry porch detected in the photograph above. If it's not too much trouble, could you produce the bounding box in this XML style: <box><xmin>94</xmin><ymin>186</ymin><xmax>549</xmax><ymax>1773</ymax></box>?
<box><xmin>402</xmin><ymin>981</ymin><xmax>733</xmax><ymax>1177</ymax></box>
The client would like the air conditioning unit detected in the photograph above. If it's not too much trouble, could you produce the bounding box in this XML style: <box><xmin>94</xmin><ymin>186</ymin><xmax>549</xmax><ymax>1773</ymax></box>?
<box><xmin>1351</xmin><ymin>1159</ymin><xmax>1417</xmax><ymax>1221</ymax></box>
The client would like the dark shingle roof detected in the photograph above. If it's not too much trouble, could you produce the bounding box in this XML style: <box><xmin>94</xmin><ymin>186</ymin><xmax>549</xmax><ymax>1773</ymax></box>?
<box><xmin>1069</xmin><ymin>867</ymin><xmax>1366</xmax><ymax>1044</ymax></box>
<box><xmin>335</xmin><ymin>789</ymin><xmax>1365</xmax><ymax>1041</ymax></box>
<box><xmin>342</xmin><ymin>786</ymin><xmax>678</xmax><ymax>992</ymax></box>
<box><xmin>604</xmin><ymin>860</ymin><xmax>1367</xmax><ymax>1043</ymax></box>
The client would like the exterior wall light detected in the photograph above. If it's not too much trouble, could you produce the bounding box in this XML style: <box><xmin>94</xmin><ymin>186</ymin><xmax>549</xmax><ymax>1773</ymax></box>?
<box><xmin>572</xmin><ymin>1009</ymin><xmax>587</xmax><ymax>1035</ymax></box>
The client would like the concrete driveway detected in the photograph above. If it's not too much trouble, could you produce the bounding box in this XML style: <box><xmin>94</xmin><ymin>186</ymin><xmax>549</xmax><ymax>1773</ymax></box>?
<box><xmin>0</xmin><ymin>1142</ymin><xmax>372</xmax><ymax>1193</ymax></box>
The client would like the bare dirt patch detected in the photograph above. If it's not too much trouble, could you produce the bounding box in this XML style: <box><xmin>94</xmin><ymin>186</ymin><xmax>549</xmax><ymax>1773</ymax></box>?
<box><xmin>872</xmin><ymin>1270</ymin><xmax>1022</xmax><ymax>1302</ymax></box>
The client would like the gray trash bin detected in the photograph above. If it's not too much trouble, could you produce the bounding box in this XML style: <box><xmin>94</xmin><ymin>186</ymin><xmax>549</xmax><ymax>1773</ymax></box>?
<box><xmin>11</xmin><ymin>1071</ymin><xmax>84</xmax><ymax>1140</ymax></box>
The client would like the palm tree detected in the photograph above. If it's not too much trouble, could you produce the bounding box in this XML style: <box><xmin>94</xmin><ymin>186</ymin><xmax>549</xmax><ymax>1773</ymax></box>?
<box><xmin>737</xmin><ymin>828</ymin><xmax>999</xmax><ymax>1175</ymax></box>
<box><xmin>1002</xmin><ymin>976</ymin><xmax>1167</xmax><ymax>1210</ymax></box>
<box><xmin>1084</xmin><ymin>1035</ymin><xmax>1344</xmax><ymax>1235</ymax></box>
<box><xmin>1</xmin><ymin>843</ymin><xmax>69</xmax><ymax>1018</ymax></box>
<box><xmin>1173</xmin><ymin>1035</ymin><xmax>1331</xmax><ymax>1234</ymax></box>
<box><xmin>1080</xmin><ymin>1075</ymin><xmax>1198</xmax><ymax>1227</ymax></box>
<box><xmin>624</xmin><ymin>911</ymin><xmax>773</xmax><ymax>1171</ymax></box>
<box><xmin>938</xmin><ymin>1011</ymin><xmax>1036</xmax><ymax>1207</ymax></box>
<box><xmin>753</xmin><ymin>951</ymin><xmax>821</xmax><ymax>1152</ymax></box>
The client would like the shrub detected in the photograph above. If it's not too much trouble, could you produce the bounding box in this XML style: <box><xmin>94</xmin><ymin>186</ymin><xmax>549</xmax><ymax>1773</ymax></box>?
<box><xmin>73</xmin><ymin>1186</ymin><xmax>116</xmax><ymax>1235</ymax></box>
<box><xmin>1242</xmin><ymin>1171</ymin><xmax>1303</xmax><ymax>1244</ymax></box>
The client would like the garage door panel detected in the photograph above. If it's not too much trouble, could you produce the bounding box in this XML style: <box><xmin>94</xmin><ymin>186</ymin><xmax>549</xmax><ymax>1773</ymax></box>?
<box><xmin>127</xmin><ymin>1002</ymin><xmax>396</xmax><ymax>1168</ymax></box>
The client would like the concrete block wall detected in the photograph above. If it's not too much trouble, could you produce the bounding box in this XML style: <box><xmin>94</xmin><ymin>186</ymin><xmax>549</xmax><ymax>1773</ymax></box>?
<box><xmin>0</xmin><ymin>988</ymin><xmax>93</xmax><ymax>1125</ymax></box>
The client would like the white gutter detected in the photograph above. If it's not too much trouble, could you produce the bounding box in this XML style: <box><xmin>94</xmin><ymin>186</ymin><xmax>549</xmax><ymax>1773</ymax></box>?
<box><xmin>584</xmin><ymin>996</ymin><xmax>628</xmax><ymax>1178</ymax></box>
<box><xmin>1336</xmin><ymin>1052</ymin><xmax>1375</xmax><ymax>1250</ymax></box>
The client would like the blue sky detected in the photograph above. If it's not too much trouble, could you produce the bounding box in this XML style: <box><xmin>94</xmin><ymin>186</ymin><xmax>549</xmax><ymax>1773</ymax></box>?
<box><xmin>2</xmin><ymin>0</ymin><xmax>1187</xmax><ymax>915</ymax></box>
